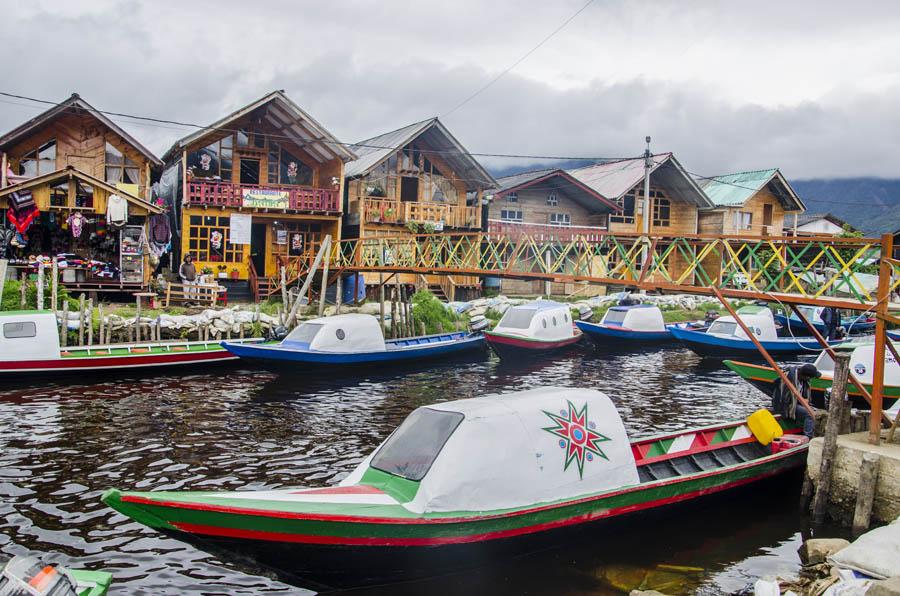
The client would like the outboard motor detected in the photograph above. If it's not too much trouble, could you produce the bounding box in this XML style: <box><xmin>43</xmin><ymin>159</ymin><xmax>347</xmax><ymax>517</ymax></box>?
<box><xmin>703</xmin><ymin>310</ymin><xmax>720</xmax><ymax>325</ymax></box>
<box><xmin>577</xmin><ymin>304</ymin><xmax>594</xmax><ymax>322</ymax></box>
<box><xmin>0</xmin><ymin>555</ymin><xmax>79</xmax><ymax>595</ymax></box>
<box><xmin>268</xmin><ymin>325</ymin><xmax>289</xmax><ymax>341</ymax></box>
<box><xmin>469</xmin><ymin>315</ymin><xmax>490</xmax><ymax>333</ymax></box>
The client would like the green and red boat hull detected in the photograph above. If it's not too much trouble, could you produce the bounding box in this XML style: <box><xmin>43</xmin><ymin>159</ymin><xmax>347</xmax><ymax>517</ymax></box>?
<box><xmin>723</xmin><ymin>359</ymin><xmax>900</xmax><ymax>410</ymax></box>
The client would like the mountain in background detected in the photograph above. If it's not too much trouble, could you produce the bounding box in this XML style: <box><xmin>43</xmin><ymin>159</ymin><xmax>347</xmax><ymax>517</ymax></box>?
<box><xmin>486</xmin><ymin>161</ymin><xmax>899</xmax><ymax>235</ymax></box>
<box><xmin>789</xmin><ymin>178</ymin><xmax>900</xmax><ymax>235</ymax></box>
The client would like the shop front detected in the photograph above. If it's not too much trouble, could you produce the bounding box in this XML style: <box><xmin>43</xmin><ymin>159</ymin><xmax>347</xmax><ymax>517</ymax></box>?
<box><xmin>0</xmin><ymin>167</ymin><xmax>164</xmax><ymax>293</ymax></box>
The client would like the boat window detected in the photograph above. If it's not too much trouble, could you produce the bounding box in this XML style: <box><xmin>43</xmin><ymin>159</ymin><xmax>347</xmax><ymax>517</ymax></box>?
<box><xmin>603</xmin><ymin>309</ymin><xmax>628</xmax><ymax>325</ymax></box>
<box><xmin>3</xmin><ymin>322</ymin><xmax>36</xmax><ymax>339</ymax></box>
<box><xmin>564</xmin><ymin>312</ymin><xmax>569</xmax><ymax>323</ymax></box>
<box><xmin>708</xmin><ymin>320</ymin><xmax>738</xmax><ymax>336</ymax></box>
<box><xmin>285</xmin><ymin>323</ymin><xmax>324</xmax><ymax>344</ymax></box>
<box><xmin>371</xmin><ymin>408</ymin><xmax>464</xmax><ymax>481</ymax></box>
<box><xmin>542</xmin><ymin>319</ymin><xmax>547</xmax><ymax>328</ymax></box>
<box><xmin>497</xmin><ymin>309</ymin><xmax>535</xmax><ymax>329</ymax></box>
<box><xmin>552</xmin><ymin>316</ymin><xmax>557</xmax><ymax>326</ymax></box>
<box><xmin>335</xmin><ymin>328</ymin><xmax>346</xmax><ymax>340</ymax></box>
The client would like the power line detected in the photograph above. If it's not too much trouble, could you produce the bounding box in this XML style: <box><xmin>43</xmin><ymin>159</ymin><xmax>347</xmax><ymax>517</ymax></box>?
<box><xmin>442</xmin><ymin>0</ymin><xmax>595</xmax><ymax>118</ymax></box>
<box><xmin>0</xmin><ymin>90</ymin><xmax>632</xmax><ymax>163</ymax></box>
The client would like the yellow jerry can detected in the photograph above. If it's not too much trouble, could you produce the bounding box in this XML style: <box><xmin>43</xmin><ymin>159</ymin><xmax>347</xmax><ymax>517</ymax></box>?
<box><xmin>747</xmin><ymin>409</ymin><xmax>783</xmax><ymax>446</ymax></box>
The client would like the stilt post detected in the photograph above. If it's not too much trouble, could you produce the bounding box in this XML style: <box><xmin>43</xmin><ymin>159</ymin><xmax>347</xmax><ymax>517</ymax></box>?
<box><xmin>870</xmin><ymin>233</ymin><xmax>893</xmax><ymax>444</ymax></box>
<box><xmin>812</xmin><ymin>352</ymin><xmax>850</xmax><ymax>523</ymax></box>
<box><xmin>851</xmin><ymin>452</ymin><xmax>880</xmax><ymax>537</ymax></box>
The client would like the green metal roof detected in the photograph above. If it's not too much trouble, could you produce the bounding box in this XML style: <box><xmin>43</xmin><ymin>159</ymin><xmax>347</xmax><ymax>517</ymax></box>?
<box><xmin>699</xmin><ymin>169</ymin><xmax>778</xmax><ymax>207</ymax></box>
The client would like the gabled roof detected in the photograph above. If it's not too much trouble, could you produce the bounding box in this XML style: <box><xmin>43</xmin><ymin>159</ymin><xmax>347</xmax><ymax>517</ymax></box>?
<box><xmin>492</xmin><ymin>168</ymin><xmax>619</xmax><ymax>212</ymax></box>
<box><xmin>796</xmin><ymin>212</ymin><xmax>848</xmax><ymax>228</ymax></box>
<box><xmin>344</xmin><ymin>118</ymin><xmax>497</xmax><ymax>191</ymax></box>
<box><xmin>698</xmin><ymin>168</ymin><xmax>805</xmax><ymax>211</ymax></box>
<box><xmin>0</xmin><ymin>166</ymin><xmax>163</xmax><ymax>214</ymax></box>
<box><xmin>568</xmin><ymin>153</ymin><xmax>712</xmax><ymax>207</ymax></box>
<box><xmin>162</xmin><ymin>90</ymin><xmax>356</xmax><ymax>164</ymax></box>
<box><xmin>0</xmin><ymin>94</ymin><xmax>161</xmax><ymax>166</ymax></box>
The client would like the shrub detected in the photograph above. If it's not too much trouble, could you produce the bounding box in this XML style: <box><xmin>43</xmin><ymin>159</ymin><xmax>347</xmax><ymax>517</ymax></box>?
<box><xmin>411</xmin><ymin>290</ymin><xmax>460</xmax><ymax>334</ymax></box>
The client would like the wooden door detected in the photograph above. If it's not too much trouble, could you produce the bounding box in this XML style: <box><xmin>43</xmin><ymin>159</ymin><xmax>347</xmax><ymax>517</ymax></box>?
<box><xmin>762</xmin><ymin>204</ymin><xmax>773</xmax><ymax>235</ymax></box>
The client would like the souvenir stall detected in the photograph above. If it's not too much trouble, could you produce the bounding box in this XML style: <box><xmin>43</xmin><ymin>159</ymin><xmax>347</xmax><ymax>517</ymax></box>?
<box><xmin>0</xmin><ymin>168</ymin><xmax>165</xmax><ymax>292</ymax></box>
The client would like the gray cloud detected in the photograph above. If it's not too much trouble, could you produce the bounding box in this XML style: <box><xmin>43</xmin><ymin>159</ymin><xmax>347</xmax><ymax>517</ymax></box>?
<box><xmin>1</xmin><ymin>0</ymin><xmax>898</xmax><ymax>178</ymax></box>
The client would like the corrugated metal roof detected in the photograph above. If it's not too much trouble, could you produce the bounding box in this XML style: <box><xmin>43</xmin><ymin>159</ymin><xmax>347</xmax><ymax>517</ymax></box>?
<box><xmin>0</xmin><ymin>94</ymin><xmax>162</xmax><ymax>165</ymax></box>
<box><xmin>699</xmin><ymin>169</ymin><xmax>778</xmax><ymax>206</ymax></box>
<box><xmin>568</xmin><ymin>154</ymin><xmax>712</xmax><ymax>207</ymax></box>
<box><xmin>493</xmin><ymin>168</ymin><xmax>558</xmax><ymax>192</ymax></box>
<box><xmin>343</xmin><ymin>118</ymin><xmax>496</xmax><ymax>191</ymax></box>
<box><xmin>797</xmin><ymin>212</ymin><xmax>846</xmax><ymax>227</ymax></box>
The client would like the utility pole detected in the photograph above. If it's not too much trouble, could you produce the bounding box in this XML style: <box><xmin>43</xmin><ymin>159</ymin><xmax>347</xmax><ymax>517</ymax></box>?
<box><xmin>640</xmin><ymin>136</ymin><xmax>652</xmax><ymax>290</ymax></box>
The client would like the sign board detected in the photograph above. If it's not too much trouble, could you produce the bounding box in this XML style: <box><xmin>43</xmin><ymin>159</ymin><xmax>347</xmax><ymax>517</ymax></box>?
<box><xmin>229</xmin><ymin>213</ymin><xmax>252</xmax><ymax>245</ymax></box>
<box><xmin>242</xmin><ymin>188</ymin><xmax>289</xmax><ymax>209</ymax></box>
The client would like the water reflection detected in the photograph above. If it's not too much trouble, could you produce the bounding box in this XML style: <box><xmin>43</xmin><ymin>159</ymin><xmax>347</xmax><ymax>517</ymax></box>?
<box><xmin>0</xmin><ymin>346</ymin><xmax>802</xmax><ymax>594</ymax></box>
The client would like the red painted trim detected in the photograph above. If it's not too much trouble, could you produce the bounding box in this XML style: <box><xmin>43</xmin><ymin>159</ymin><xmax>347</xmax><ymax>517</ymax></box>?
<box><xmin>166</xmin><ymin>466</ymin><xmax>791</xmax><ymax>547</ymax></box>
<box><xmin>292</xmin><ymin>486</ymin><xmax>384</xmax><ymax>496</ymax></box>
<box><xmin>121</xmin><ymin>447</ymin><xmax>804</xmax><ymax>528</ymax></box>
<box><xmin>0</xmin><ymin>350</ymin><xmax>234</xmax><ymax>372</ymax></box>
<box><xmin>484</xmin><ymin>331</ymin><xmax>582</xmax><ymax>351</ymax></box>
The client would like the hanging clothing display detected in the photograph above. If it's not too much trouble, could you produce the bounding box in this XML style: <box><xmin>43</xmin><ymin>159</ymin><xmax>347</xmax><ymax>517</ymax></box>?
<box><xmin>6</xmin><ymin>204</ymin><xmax>39</xmax><ymax>234</ymax></box>
<box><xmin>67</xmin><ymin>212</ymin><xmax>85</xmax><ymax>238</ymax></box>
<box><xmin>148</xmin><ymin>213</ymin><xmax>171</xmax><ymax>257</ymax></box>
<box><xmin>106</xmin><ymin>194</ymin><xmax>128</xmax><ymax>228</ymax></box>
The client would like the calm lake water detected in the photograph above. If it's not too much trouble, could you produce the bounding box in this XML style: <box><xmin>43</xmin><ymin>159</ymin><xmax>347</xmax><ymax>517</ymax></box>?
<box><xmin>0</xmin><ymin>343</ymin><xmax>817</xmax><ymax>594</ymax></box>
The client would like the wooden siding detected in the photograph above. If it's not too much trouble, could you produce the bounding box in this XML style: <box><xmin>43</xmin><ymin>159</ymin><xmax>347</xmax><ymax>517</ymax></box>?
<box><xmin>4</xmin><ymin>112</ymin><xmax>153</xmax><ymax>199</ymax></box>
<box><xmin>487</xmin><ymin>184</ymin><xmax>608</xmax><ymax>228</ymax></box>
<box><xmin>718</xmin><ymin>188</ymin><xmax>791</xmax><ymax>236</ymax></box>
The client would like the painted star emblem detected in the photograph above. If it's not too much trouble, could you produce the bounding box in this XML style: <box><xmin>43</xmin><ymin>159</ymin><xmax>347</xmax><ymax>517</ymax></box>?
<box><xmin>542</xmin><ymin>400</ymin><xmax>610</xmax><ymax>479</ymax></box>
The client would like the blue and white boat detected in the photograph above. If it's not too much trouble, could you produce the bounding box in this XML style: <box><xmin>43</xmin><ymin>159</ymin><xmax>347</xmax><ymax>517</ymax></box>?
<box><xmin>576</xmin><ymin>304</ymin><xmax>678</xmax><ymax>343</ymax></box>
<box><xmin>773</xmin><ymin>305</ymin><xmax>875</xmax><ymax>335</ymax></box>
<box><xmin>221</xmin><ymin>313</ymin><xmax>485</xmax><ymax>365</ymax></box>
<box><xmin>670</xmin><ymin>312</ymin><xmax>846</xmax><ymax>358</ymax></box>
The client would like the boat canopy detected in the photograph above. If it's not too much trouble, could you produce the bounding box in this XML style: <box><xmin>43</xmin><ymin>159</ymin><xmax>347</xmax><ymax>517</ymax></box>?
<box><xmin>736</xmin><ymin>304</ymin><xmax>774</xmax><ymax>322</ymax></box>
<box><xmin>282</xmin><ymin>313</ymin><xmax>386</xmax><ymax>353</ymax></box>
<box><xmin>493</xmin><ymin>300</ymin><xmax>575</xmax><ymax>341</ymax></box>
<box><xmin>601</xmin><ymin>304</ymin><xmax>665</xmax><ymax>332</ymax></box>
<box><xmin>0</xmin><ymin>311</ymin><xmax>59</xmax><ymax>361</ymax></box>
<box><xmin>706</xmin><ymin>314</ymin><xmax>778</xmax><ymax>341</ymax></box>
<box><xmin>346</xmin><ymin>387</ymin><xmax>639</xmax><ymax>514</ymax></box>
<box><xmin>814</xmin><ymin>341</ymin><xmax>900</xmax><ymax>386</ymax></box>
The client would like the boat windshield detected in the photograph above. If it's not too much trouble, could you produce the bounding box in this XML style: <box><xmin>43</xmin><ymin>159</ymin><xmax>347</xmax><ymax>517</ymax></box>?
<box><xmin>285</xmin><ymin>323</ymin><xmax>323</xmax><ymax>344</ymax></box>
<box><xmin>370</xmin><ymin>408</ymin><xmax>464</xmax><ymax>481</ymax></box>
<box><xmin>603</xmin><ymin>309</ymin><xmax>628</xmax><ymax>326</ymax></box>
<box><xmin>708</xmin><ymin>320</ymin><xmax>738</xmax><ymax>336</ymax></box>
<box><xmin>498</xmin><ymin>308</ymin><xmax>535</xmax><ymax>329</ymax></box>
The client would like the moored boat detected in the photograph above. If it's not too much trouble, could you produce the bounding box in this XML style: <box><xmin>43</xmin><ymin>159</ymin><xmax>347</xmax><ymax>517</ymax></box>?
<box><xmin>0</xmin><ymin>554</ymin><xmax>112</xmax><ymax>595</ymax></box>
<box><xmin>102</xmin><ymin>387</ymin><xmax>807</xmax><ymax>589</ymax></box>
<box><xmin>670</xmin><ymin>312</ymin><xmax>845</xmax><ymax>358</ymax></box>
<box><xmin>0</xmin><ymin>310</ymin><xmax>254</xmax><ymax>375</ymax></box>
<box><xmin>484</xmin><ymin>300</ymin><xmax>582</xmax><ymax>358</ymax></box>
<box><xmin>221</xmin><ymin>313</ymin><xmax>485</xmax><ymax>365</ymax></box>
<box><xmin>576</xmin><ymin>304</ymin><xmax>679</xmax><ymax>343</ymax></box>
<box><xmin>724</xmin><ymin>338</ymin><xmax>900</xmax><ymax>409</ymax></box>
<box><xmin>773</xmin><ymin>305</ymin><xmax>875</xmax><ymax>335</ymax></box>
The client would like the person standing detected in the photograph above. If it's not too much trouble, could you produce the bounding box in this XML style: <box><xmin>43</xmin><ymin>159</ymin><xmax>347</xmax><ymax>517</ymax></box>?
<box><xmin>772</xmin><ymin>363</ymin><xmax>820</xmax><ymax>438</ymax></box>
<box><xmin>179</xmin><ymin>254</ymin><xmax>197</xmax><ymax>302</ymax></box>
<box><xmin>821</xmin><ymin>307</ymin><xmax>841</xmax><ymax>340</ymax></box>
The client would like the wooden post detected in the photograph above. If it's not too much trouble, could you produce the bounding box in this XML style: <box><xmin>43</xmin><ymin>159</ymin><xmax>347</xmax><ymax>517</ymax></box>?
<box><xmin>36</xmin><ymin>263</ymin><xmax>44</xmax><ymax>310</ymax></box>
<box><xmin>50</xmin><ymin>258</ymin><xmax>58</xmax><ymax>312</ymax></box>
<box><xmin>851</xmin><ymin>452</ymin><xmax>880</xmax><ymax>537</ymax></box>
<box><xmin>280</xmin><ymin>266</ymin><xmax>288</xmax><ymax>306</ymax></box>
<box><xmin>436</xmin><ymin>322</ymin><xmax>444</xmax><ymax>334</ymax></box>
<box><xmin>98</xmin><ymin>303</ymin><xmax>105</xmax><ymax>345</ymax></box>
<box><xmin>60</xmin><ymin>301</ymin><xmax>69</xmax><ymax>347</ymax></box>
<box><xmin>394</xmin><ymin>275</ymin><xmax>402</xmax><ymax>336</ymax></box>
<box><xmin>390</xmin><ymin>288</ymin><xmax>398</xmax><ymax>339</ymax></box>
<box><xmin>86</xmin><ymin>298</ymin><xmax>93</xmax><ymax>346</ymax></box>
<box><xmin>711</xmin><ymin>288</ymin><xmax>814</xmax><ymax>416</ymax></box>
<box><xmin>156</xmin><ymin>316</ymin><xmax>162</xmax><ymax>342</ymax></box>
<box><xmin>19</xmin><ymin>273</ymin><xmax>26</xmax><ymax>309</ymax></box>
<box><xmin>335</xmin><ymin>275</ymin><xmax>343</xmax><ymax>315</ymax></box>
<box><xmin>812</xmin><ymin>352</ymin><xmax>850</xmax><ymax>524</ymax></box>
<box><xmin>379</xmin><ymin>273</ymin><xmax>385</xmax><ymax>332</ymax></box>
<box><xmin>870</xmin><ymin>233</ymin><xmax>893</xmax><ymax>444</ymax></box>
<box><xmin>318</xmin><ymin>240</ymin><xmax>331</xmax><ymax>318</ymax></box>
<box><xmin>0</xmin><ymin>259</ymin><xmax>7</xmax><ymax>310</ymax></box>
<box><xmin>78</xmin><ymin>294</ymin><xmax>85</xmax><ymax>345</ymax></box>
<box><xmin>287</xmin><ymin>235</ymin><xmax>330</xmax><ymax>327</ymax></box>
<box><xmin>419</xmin><ymin>321</ymin><xmax>426</xmax><ymax>336</ymax></box>
<box><xmin>353</xmin><ymin>272</ymin><xmax>360</xmax><ymax>306</ymax></box>
<box><xmin>134</xmin><ymin>294</ymin><xmax>142</xmax><ymax>342</ymax></box>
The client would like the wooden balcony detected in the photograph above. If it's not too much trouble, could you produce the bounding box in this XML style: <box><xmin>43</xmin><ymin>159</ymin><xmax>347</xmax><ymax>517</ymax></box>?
<box><xmin>487</xmin><ymin>219</ymin><xmax>608</xmax><ymax>241</ymax></box>
<box><xmin>362</xmin><ymin>198</ymin><xmax>480</xmax><ymax>229</ymax></box>
<box><xmin>187</xmin><ymin>179</ymin><xmax>339</xmax><ymax>213</ymax></box>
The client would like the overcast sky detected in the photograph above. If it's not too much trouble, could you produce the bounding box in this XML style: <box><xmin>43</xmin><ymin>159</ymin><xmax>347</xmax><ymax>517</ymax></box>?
<box><xmin>2</xmin><ymin>0</ymin><xmax>899</xmax><ymax>178</ymax></box>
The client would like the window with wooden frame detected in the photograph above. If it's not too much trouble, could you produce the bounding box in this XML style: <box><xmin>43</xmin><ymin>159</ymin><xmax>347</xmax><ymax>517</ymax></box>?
<box><xmin>547</xmin><ymin>192</ymin><xmax>558</xmax><ymax>206</ymax></box>
<box><xmin>267</xmin><ymin>142</ymin><xmax>313</xmax><ymax>186</ymax></box>
<box><xmin>500</xmin><ymin>209</ymin><xmax>523</xmax><ymax>222</ymax></box>
<box><xmin>271</xmin><ymin>221</ymin><xmax>323</xmax><ymax>263</ymax></box>
<box><xmin>17</xmin><ymin>139</ymin><xmax>56</xmax><ymax>177</ymax></box>
<box><xmin>733</xmin><ymin>211</ymin><xmax>752</xmax><ymax>230</ymax></box>
<box><xmin>651</xmin><ymin>197</ymin><xmax>671</xmax><ymax>227</ymax></box>
<box><xmin>188</xmin><ymin>136</ymin><xmax>232</xmax><ymax>181</ymax></box>
<box><xmin>105</xmin><ymin>142</ymin><xmax>141</xmax><ymax>186</ymax></box>
<box><xmin>505</xmin><ymin>192</ymin><xmax>518</xmax><ymax>203</ymax></box>
<box><xmin>49</xmin><ymin>181</ymin><xmax>69</xmax><ymax>208</ymax></box>
<box><xmin>549</xmin><ymin>212</ymin><xmax>571</xmax><ymax>226</ymax></box>
<box><xmin>187</xmin><ymin>215</ymin><xmax>242</xmax><ymax>263</ymax></box>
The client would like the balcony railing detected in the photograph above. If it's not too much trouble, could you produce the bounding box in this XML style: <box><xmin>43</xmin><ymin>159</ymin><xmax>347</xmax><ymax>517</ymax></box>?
<box><xmin>187</xmin><ymin>180</ymin><xmax>339</xmax><ymax>213</ymax></box>
<box><xmin>361</xmin><ymin>198</ymin><xmax>480</xmax><ymax>229</ymax></box>
<box><xmin>487</xmin><ymin>219</ymin><xmax>608</xmax><ymax>241</ymax></box>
